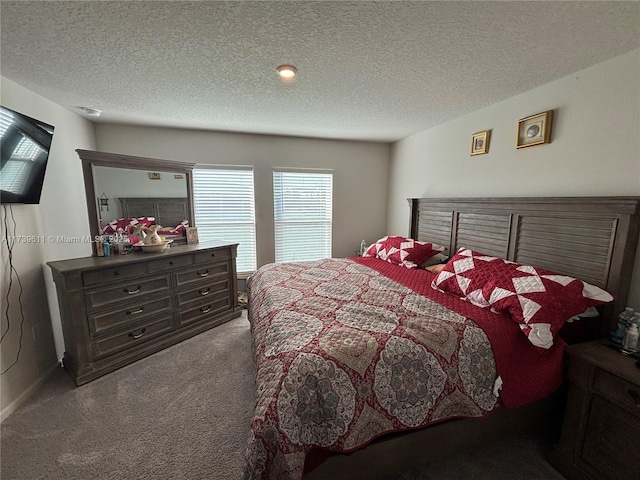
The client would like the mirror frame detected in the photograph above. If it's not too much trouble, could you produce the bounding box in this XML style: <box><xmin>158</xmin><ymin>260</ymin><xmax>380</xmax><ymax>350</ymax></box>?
<box><xmin>77</xmin><ymin>149</ymin><xmax>196</xmax><ymax>255</ymax></box>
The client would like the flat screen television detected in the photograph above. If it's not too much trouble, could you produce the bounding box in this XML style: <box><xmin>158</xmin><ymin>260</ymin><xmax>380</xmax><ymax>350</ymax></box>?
<box><xmin>1</xmin><ymin>105</ymin><xmax>55</xmax><ymax>204</ymax></box>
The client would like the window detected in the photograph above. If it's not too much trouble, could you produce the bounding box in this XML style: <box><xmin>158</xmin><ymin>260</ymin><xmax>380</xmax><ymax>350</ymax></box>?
<box><xmin>273</xmin><ymin>169</ymin><xmax>333</xmax><ymax>263</ymax></box>
<box><xmin>193</xmin><ymin>167</ymin><xmax>257</xmax><ymax>273</ymax></box>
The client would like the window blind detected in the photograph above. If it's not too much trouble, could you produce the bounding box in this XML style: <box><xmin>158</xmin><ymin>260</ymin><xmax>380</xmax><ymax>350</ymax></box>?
<box><xmin>273</xmin><ymin>170</ymin><xmax>333</xmax><ymax>263</ymax></box>
<box><xmin>193</xmin><ymin>167</ymin><xmax>257</xmax><ymax>273</ymax></box>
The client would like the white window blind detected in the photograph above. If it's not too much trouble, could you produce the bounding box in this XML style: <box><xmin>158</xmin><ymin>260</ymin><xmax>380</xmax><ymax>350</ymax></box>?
<box><xmin>193</xmin><ymin>167</ymin><xmax>257</xmax><ymax>273</ymax></box>
<box><xmin>273</xmin><ymin>170</ymin><xmax>333</xmax><ymax>263</ymax></box>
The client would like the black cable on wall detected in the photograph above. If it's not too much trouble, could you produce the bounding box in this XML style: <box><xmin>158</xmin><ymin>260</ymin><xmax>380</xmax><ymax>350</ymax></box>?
<box><xmin>1</xmin><ymin>204</ymin><xmax>26</xmax><ymax>375</ymax></box>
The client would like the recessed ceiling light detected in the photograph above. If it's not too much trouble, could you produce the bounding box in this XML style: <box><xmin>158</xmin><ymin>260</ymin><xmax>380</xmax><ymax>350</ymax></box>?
<box><xmin>77</xmin><ymin>107</ymin><xmax>102</xmax><ymax>117</ymax></box>
<box><xmin>276</xmin><ymin>65</ymin><xmax>297</xmax><ymax>80</ymax></box>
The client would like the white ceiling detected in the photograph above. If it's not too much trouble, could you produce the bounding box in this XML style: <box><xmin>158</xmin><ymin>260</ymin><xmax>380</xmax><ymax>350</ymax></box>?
<box><xmin>1</xmin><ymin>1</ymin><xmax>638</xmax><ymax>142</ymax></box>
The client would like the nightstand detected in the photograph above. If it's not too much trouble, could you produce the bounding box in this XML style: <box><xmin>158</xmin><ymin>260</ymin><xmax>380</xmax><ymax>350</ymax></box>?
<box><xmin>552</xmin><ymin>341</ymin><xmax>640</xmax><ymax>480</ymax></box>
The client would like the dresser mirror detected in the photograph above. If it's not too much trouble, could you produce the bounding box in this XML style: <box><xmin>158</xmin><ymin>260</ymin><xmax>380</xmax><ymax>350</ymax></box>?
<box><xmin>77</xmin><ymin>149</ymin><xmax>196</xmax><ymax>254</ymax></box>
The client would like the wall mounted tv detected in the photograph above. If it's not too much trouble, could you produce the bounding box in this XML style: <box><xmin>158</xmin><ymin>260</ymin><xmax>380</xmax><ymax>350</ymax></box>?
<box><xmin>1</xmin><ymin>105</ymin><xmax>55</xmax><ymax>204</ymax></box>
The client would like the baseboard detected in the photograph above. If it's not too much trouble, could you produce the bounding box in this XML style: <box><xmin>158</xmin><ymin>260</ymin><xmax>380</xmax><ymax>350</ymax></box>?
<box><xmin>0</xmin><ymin>362</ymin><xmax>60</xmax><ymax>423</ymax></box>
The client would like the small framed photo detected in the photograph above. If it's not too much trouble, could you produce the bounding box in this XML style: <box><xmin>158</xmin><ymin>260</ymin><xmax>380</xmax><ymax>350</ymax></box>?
<box><xmin>186</xmin><ymin>226</ymin><xmax>199</xmax><ymax>245</ymax></box>
<box><xmin>470</xmin><ymin>130</ymin><xmax>490</xmax><ymax>156</ymax></box>
<box><xmin>516</xmin><ymin>110</ymin><xmax>553</xmax><ymax>149</ymax></box>
<box><xmin>148</xmin><ymin>172</ymin><xmax>162</xmax><ymax>180</ymax></box>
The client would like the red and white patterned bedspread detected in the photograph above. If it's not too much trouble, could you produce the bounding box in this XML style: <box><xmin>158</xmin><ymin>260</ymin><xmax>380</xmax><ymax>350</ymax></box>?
<box><xmin>244</xmin><ymin>258</ymin><xmax>504</xmax><ymax>479</ymax></box>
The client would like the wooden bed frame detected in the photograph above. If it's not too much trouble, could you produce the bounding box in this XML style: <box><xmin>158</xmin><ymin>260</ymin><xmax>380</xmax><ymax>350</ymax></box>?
<box><xmin>305</xmin><ymin>196</ymin><xmax>640</xmax><ymax>479</ymax></box>
<box><xmin>119</xmin><ymin>196</ymin><xmax>190</xmax><ymax>229</ymax></box>
<box><xmin>408</xmin><ymin>197</ymin><xmax>640</xmax><ymax>334</ymax></box>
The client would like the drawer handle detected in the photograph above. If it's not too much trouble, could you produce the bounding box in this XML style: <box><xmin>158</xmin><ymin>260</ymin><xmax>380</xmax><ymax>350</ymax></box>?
<box><xmin>114</xmin><ymin>270</ymin><xmax>120</xmax><ymax>276</ymax></box>
<box><xmin>197</xmin><ymin>270</ymin><xmax>209</xmax><ymax>277</ymax></box>
<box><xmin>126</xmin><ymin>307</ymin><xmax>145</xmax><ymax>315</ymax></box>
<box><xmin>199</xmin><ymin>288</ymin><xmax>211</xmax><ymax>296</ymax></box>
<box><xmin>200</xmin><ymin>305</ymin><xmax>211</xmax><ymax>314</ymax></box>
<box><xmin>124</xmin><ymin>286</ymin><xmax>142</xmax><ymax>295</ymax></box>
<box><xmin>169</xmin><ymin>260</ymin><xmax>175</xmax><ymax>265</ymax></box>
<box><xmin>629</xmin><ymin>389</ymin><xmax>640</xmax><ymax>407</ymax></box>
<box><xmin>210</xmin><ymin>253</ymin><xmax>216</xmax><ymax>257</ymax></box>
<box><xmin>128</xmin><ymin>328</ymin><xmax>147</xmax><ymax>340</ymax></box>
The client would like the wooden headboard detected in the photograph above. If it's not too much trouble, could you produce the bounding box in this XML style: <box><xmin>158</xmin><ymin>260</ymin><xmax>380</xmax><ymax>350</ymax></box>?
<box><xmin>409</xmin><ymin>197</ymin><xmax>640</xmax><ymax>334</ymax></box>
<box><xmin>119</xmin><ymin>197</ymin><xmax>189</xmax><ymax>228</ymax></box>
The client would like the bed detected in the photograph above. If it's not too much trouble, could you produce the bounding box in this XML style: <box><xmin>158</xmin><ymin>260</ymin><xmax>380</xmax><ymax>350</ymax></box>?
<box><xmin>244</xmin><ymin>196</ymin><xmax>640</xmax><ymax>480</ymax></box>
<box><xmin>100</xmin><ymin>196</ymin><xmax>190</xmax><ymax>240</ymax></box>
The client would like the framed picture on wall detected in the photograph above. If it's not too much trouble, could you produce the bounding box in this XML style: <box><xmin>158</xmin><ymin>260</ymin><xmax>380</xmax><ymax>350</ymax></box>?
<box><xmin>516</xmin><ymin>110</ymin><xmax>553</xmax><ymax>149</ymax></box>
<box><xmin>470</xmin><ymin>130</ymin><xmax>490</xmax><ymax>156</ymax></box>
<box><xmin>186</xmin><ymin>226</ymin><xmax>199</xmax><ymax>245</ymax></box>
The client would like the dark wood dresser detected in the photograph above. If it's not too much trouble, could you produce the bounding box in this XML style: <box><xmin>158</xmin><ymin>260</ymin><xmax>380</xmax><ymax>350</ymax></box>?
<box><xmin>552</xmin><ymin>341</ymin><xmax>640</xmax><ymax>480</ymax></box>
<box><xmin>47</xmin><ymin>241</ymin><xmax>240</xmax><ymax>385</ymax></box>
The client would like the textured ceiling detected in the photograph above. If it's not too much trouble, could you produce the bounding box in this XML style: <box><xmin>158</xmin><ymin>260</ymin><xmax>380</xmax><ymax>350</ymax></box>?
<box><xmin>1</xmin><ymin>1</ymin><xmax>638</xmax><ymax>142</ymax></box>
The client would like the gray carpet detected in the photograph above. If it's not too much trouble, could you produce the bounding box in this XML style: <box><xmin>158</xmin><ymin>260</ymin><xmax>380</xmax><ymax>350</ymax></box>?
<box><xmin>1</xmin><ymin>313</ymin><xmax>255</xmax><ymax>480</ymax></box>
<box><xmin>1</xmin><ymin>312</ymin><xmax>565</xmax><ymax>479</ymax></box>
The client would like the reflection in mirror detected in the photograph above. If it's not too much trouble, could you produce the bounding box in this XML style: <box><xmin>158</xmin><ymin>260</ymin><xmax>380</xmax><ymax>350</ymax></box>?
<box><xmin>93</xmin><ymin>166</ymin><xmax>188</xmax><ymax>225</ymax></box>
<box><xmin>77</xmin><ymin>149</ymin><xmax>196</xmax><ymax>254</ymax></box>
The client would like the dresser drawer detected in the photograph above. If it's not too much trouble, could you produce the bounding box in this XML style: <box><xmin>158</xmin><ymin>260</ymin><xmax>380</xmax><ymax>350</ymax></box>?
<box><xmin>88</xmin><ymin>296</ymin><xmax>173</xmax><ymax>336</ymax></box>
<box><xmin>594</xmin><ymin>369</ymin><xmax>640</xmax><ymax>411</ymax></box>
<box><xmin>83</xmin><ymin>263</ymin><xmax>147</xmax><ymax>286</ymax></box>
<box><xmin>147</xmin><ymin>254</ymin><xmax>193</xmax><ymax>273</ymax></box>
<box><xmin>174</xmin><ymin>262</ymin><xmax>230</xmax><ymax>288</ymax></box>
<box><xmin>194</xmin><ymin>248</ymin><xmax>230</xmax><ymax>264</ymax></box>
<box><xmin>90</xmin><ymin>314</ymin><xmax>174</xmax><ymax>360</ymax></box>
<box><xmin>176</xmin><ymin>277</ymin><xmax>230</xmax><ymax>306</ymax></box>
<box><xmin>177</xmin><ymin>294</ymin><xmax>231</xmax><ymax>327</ymax></box>
<box><xmin>85</xmin><ymin>274</ymin><xmax>171</xmax><ymax>311</ymax></box>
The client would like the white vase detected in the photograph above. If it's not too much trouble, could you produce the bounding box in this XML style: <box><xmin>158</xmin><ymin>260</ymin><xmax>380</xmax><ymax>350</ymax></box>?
<box><xmin>143</xmin><ymin>225</ymin><xmax>162</xmax><ymax>245</ymax></box>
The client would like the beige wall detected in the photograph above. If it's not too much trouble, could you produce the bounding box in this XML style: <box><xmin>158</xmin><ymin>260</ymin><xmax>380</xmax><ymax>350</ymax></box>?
<box><xmin>387</xmin><ymin>50</ymin><xmax>640</xmax><ymax>310</ymax></box>
<box><xmin>0</xmin><ymin>77</ymin><xmax>96</xmax><ymax>420</ymax></box>
<box><xmin>94</xmin><ymin>125</ymin><xmax>391</xmax><ymax>266</ymax></box>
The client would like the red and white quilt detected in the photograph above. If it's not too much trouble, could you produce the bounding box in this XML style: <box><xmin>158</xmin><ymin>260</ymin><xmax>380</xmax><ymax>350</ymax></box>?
<box><xmin>245</xmin><ymin>258</ymin><xmax>505</xmax><ymax>479</ymax></box>
<box><xmin>431</xmin><ymin>248</ymin><xmax>613</xmax><ymax>349</ymax></box>
<box><xmin>363</xmin><ymin>235</ymin><xmax>445</xmax><ymax>268</ymax></box>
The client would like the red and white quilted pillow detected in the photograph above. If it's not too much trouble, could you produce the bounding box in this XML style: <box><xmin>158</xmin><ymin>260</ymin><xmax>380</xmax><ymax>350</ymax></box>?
<box><xmin>363</xmin><ymin>236</ymin><xmax>446</xmax><ymax>269</ymax></box>
<box><xmin>101</xmin><ymin>216</ymin><xmax>155</xmax><ymax>235</ymax></box>
<box><xmin>432</xmin><ymin>248</ymin><xmax>613</xmax><ymax>349</ymax></box>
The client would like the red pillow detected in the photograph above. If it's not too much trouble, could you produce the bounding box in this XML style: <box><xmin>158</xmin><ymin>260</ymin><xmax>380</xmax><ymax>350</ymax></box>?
<box><xmin>101</xmin><ymin>216</ymin><xmax>155</xmax><ymax>235</ymax></box>
<box><xmin>431</xmin><ymin>248</ymin><xmax>613</xmax><ymax>349</ymax></box>
<box><xmin>362</xmin><ymin>236</ymin><xmax>446</xmax><ymax>269</ymax></box>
